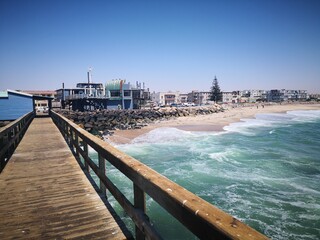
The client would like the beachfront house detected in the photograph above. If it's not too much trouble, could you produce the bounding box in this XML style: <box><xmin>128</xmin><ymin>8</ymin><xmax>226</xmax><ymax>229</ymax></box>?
<box><xmin>281</xmin><ymin>89</ymin><xmax>308</xmax><ymax>101</ymax></box>
<box><xmin>187</xmin><ymin>91</ymin><xmax>211</xmax><ymax>105</ymax></box>
<box><xmin>151</xmin><ymin>91</ymin><xmax>181</xmax><ymax>106</ymax></box>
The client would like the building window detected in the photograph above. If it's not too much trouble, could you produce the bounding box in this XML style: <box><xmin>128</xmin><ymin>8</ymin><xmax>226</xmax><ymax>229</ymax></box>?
<box><xmin>165</xmin><ymin>95</ymin><xmax>175</xmax><ymax>99</ymax></box>
<box><xmin>110</xmin><ymin>90</ymin><xmax>120</xmax><ymax>97</ymax></box>
<box><xmin>124</xmin><ymin>90</ymin><xmax>131</xmax><ymax>97</ymax></box>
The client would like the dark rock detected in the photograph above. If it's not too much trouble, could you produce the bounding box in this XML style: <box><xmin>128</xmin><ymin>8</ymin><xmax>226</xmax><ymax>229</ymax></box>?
<box><xmin>84</xmin><ymin>123</ymin><xmax>93</xmax><ymax>128</ymax></box>
<box><xmin>57</xmin><ymin>105</ymin><xmax>225</xmax><ymax>138</ymax></box>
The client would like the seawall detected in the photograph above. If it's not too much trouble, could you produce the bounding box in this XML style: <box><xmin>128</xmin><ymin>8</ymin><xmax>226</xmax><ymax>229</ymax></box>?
<box><xmin>57</xmin><ymin>105</ymin><xmax>224</xmax><ymax>137</ymax></box>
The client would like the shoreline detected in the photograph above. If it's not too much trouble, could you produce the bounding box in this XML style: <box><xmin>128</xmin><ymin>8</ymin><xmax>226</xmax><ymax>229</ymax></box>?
<box><xmin>106</xmin><ymin>103</ymin><xmax>320</xmax><ymax>145</ymax></box>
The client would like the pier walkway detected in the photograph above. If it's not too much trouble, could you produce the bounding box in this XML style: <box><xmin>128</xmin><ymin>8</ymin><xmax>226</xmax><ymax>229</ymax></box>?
<box><xmin>0</xmin><ymin>117</ymin><xmax>128</xmax><ymax>239</ymax></box>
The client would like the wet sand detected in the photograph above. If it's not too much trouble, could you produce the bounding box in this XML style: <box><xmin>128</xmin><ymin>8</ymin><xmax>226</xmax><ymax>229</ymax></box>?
<box><xmin>106</xmin><ymin>103</ymin><xmax>320</xmax><ymax>145</ymax></box>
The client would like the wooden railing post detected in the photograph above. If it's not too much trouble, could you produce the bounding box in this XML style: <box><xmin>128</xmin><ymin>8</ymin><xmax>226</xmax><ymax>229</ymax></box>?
<box><xmin>69</xmin><ymin>126</ymin><xmax>73</xmax><ymax>146</ymax></box>
<box><xmin>64</xmin><ymin>120</ymin><xmax>68</xmax><ymax>140</ymax></box>
<box><xmin>98</xmin><ymin>154</ymin><xmax>107</xmax><ymax>198</ymax></box>
<box><xmin>66</xmin><ymin>123</ymin><xmax>69</xmax><ymax>144</ymax></box>
<box><xmin>83</xmin><ymin>142</ymin><xmax>89</xmax><ymax>172</ymax></box>
<box><xmin>74</xmin><ymin>132</ymin><xmax>80</xmax><ymax>161</ymax></box>
<box><xmin>134</xmin><ymin>184</ymin><xmax>146</xmax><ymax>240</ymax></box>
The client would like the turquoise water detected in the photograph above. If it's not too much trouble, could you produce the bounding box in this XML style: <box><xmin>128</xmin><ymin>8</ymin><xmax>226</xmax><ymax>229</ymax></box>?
<box><xmin>94</xmin><ymin>110</ymin><xmax>320</xmax><ymax>239</ymax></box>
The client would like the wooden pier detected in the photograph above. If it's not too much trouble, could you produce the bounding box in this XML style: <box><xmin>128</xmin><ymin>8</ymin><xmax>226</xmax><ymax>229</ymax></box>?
<box><xmin>0</xmin><ymin>111</ymin><xmax>269</xmax><ymax>239</ymax></box>
<box><xmin>0</xmin><ymin>117</ymin><xmax>129</xmax><ymax>239</ymax></box>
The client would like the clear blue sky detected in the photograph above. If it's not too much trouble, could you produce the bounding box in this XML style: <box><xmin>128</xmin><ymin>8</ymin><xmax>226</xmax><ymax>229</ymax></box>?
<box><xmin>1</xmin><ymin>0</ymin><xmax>320</xmax><ymax>93</ymax></box>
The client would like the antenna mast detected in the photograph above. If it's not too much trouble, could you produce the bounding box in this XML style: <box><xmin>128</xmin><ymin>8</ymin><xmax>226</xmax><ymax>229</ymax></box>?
<box><xmin>87</xmin><ymin>67</ymin><xmax>92</xmax><ymax>84</ymax></box>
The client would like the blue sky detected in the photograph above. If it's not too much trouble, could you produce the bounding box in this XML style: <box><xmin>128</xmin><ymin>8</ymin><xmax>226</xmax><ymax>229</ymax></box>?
<box><xmin>1</xmin><ymin>0</ymin><xmax>320</xmax><ymax>93</ymax></box>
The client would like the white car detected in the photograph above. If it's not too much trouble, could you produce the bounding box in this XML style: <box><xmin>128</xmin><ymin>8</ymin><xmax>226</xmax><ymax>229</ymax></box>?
<box><xmin>36</xmin><ymin>106</ymin><xmax>44</xmax><ymax>112</ymax></box>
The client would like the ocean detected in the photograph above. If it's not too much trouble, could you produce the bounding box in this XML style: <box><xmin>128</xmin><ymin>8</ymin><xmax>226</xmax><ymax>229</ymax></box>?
<box><xmin>92</xmin><ymin>110</ymin><xmax>320</xmax><ymax>239</ymax></box>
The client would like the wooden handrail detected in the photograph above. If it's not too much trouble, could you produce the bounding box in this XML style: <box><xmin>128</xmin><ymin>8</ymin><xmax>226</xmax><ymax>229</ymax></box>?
<box><xmin>51</xmin><ymin>110</ymin><xmax>268</xmax><ymax>240</ymax></box>
<box><xmin>0</xmin><ymin>112</ymin><xmax>34</xmax><ymax>173</ymax></box>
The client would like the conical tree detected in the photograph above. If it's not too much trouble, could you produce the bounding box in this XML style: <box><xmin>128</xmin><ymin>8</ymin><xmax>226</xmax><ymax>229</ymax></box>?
<box><xmin>210</xmin><ymin>76</ymin><xmax>222</xmax><ymax>102</ymax></box>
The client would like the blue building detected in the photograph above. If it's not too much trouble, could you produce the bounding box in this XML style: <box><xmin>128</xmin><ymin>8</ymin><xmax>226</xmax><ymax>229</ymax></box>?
<box><xmin>0</xmin><ymin>90</ymin><xmax>34</xmax><ymax>121</ymax></box>
<box><xmin>105</xmin><ymin>79</ymin><xmax>133</xmax><ymax>109</ymax></box>
<box><xmin>0</xmin><ymin>90</ymin><xmax>53</xmax><ymax>121</ymax></box>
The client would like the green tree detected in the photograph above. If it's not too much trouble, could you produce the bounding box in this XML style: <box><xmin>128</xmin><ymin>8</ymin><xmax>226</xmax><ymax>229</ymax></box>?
<box><xmin>210</xmin><ymin>76</ymin><xmax>222</xmax><ymax>102</ymax></box>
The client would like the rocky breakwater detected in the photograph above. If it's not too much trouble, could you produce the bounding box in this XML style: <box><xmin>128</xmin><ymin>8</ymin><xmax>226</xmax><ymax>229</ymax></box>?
<box><xmin>58</xmin><ymin>105</ymin><xmax>224</xmax><ymax>138</ymax></box>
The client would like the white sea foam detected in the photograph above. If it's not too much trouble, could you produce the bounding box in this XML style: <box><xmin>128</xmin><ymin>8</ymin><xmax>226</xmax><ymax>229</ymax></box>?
<box><xmin>132</xmin><ymin>127</ymin><xmax>194</xmax><ymax>144</ymax></box>
<box><xmin>223</xmin><ymin>117</ymin><xmax>275</xmax><ymax>135</ymax></box>
<box><xmin>287</xmin><ymin>110</ymin><xmax>320</xmax><ymax>123</ymax></box>
<box><xmin>298</xmin><ymin>214</ymin><xmax>320</xmax><ymax>221</ymax></box>
<box><xmin>288</xmin><ymin>182</ymin><xmax>320</xmax><ymax>195</ymax></box>
<box><xmin>223</xmin><ymin>110</ymin><xmax>320</xmax><ymax>135</ymax></box>
<box><xmin>208</xmin><ymin>152</ymin><xmax>229</xmax><ymax>162</ymax></box>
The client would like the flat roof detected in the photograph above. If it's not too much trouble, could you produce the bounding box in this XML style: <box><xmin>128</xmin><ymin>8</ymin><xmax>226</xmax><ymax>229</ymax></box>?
<box><xmin>22</xmin><ymin>90</ymin><xmax>56</xmax><ymax>95</ymax></box>
<box><xmin>7</xmin><ymin>89</ymin><xmax>33</xmax><ymax>97</ymax></box>
<box><xmin>33</xmin><ymin>95</ymin><xmax>54</xmax><ymax>100</ymax></box>
<box><xmin>0</xmin><ymin>90</ymin><xmax>53</xmax><ymax>100</ymax></box>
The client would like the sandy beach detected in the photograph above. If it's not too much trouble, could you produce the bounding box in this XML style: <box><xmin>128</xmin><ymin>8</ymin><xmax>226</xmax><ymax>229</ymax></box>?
<box><xmin>107</xmin><ymin>103</ymin><xmax>320</xmax><ymax>144</ymax></box>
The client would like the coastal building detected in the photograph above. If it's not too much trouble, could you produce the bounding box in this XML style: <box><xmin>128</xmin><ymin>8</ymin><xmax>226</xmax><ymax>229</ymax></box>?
<box><xmin>187</xmin><ymin>91</ymin><xmax>211</xmax><ymax>105</ymax></box>
<box><xmin>266</xmin><ymin>89</ymin><xmax>308</xmax><ymax>102</ymax></box>
<box><xmin>132</xmin><ymin>87</ymin><xmax>150</xmax><ymax>109</ymax></box>
<box><xmin>249</xmin><ymin>90</ymin><xmax>268</xmax><ymax>102</ymax></box>
<box><xmin>309</xmin><ymin>93</ymin><xmax>320</xmax><ymax>101</ymax></box>
<box><xmin>56</xmin><ymin>82</ymin><xmax>107</xmax><ymax>111</ymax></box>
<box><xmin>56</xmin><ymin>78</ymin><xmax>149</xmax><ymax>111</ymax></box>
<box><xmin>75</xmin><ymin>82</ymin><xmax>105</xmax><ymax>97</ymax></box>
<box><xmin>222</xmin><ymin>91</ymin><xmax>241</xmax><ymax>103</ymax></box>
<box><xmin>151</xmin><ymin>91</ymin><xmax>181</xmax><ymax>106</ymax></box>
<box><xmin>222</xmin><ymin>92</ymin><xmax>233</xmax><ymax>103</ymax></box>
<box><xmin>237</xmin><ymin>90</ymin><xmax>268</xmax><ymax>103</ymax></box>
<box><xmin>222</xmin><ymin>89</ymin><xmax>309</xmax><ymax>103</ymax></box>
<box><xmin>178</xmin><ymin>93</ymin><xmax>188</xmax><ymax>104</ymax></box>
<box><xmin>152</xmin><ymin>90</ymin><xmax>214</xmax><ymax>106</ymax></box>
<box><xmin>105</xmin><ymin>79</ymin><xmax>150</xmax><ymax>109</ymax></box>
<box><xmin>267</xmin><ymin>89</ymin><xmax>284</xmax><ymax>102</ymax></box>
<box><xmin>240</xmin><ymin>90</ymin><xmax>250</xmax><ymax>98</ymax></box>
<box><xmin>200</xmin><ymin>91</ymin><xmax>211</xmax><ymax>104</ymax></box>
<box><xmin>0</xmin><ymin>90</ymin><xmax>53</xmax><ymax>120</ymax></box>
<box><xmin>105</xmin><ymin>79</ymin><xmax>132</xmax><ymax>109</ymax></box>
<box><xmin>55</xmin><ymin>70</ymin><xmax>149</xmax><ymax>110</ymax></box>
<box><xmin>281</xmin><ymin>89</ymin><xmax>308</xmax><ymax>101</ymax></box>
<box><xmin>0</xmin><ymin>90</ymin><xmax>33</xmax><ymax>120</ymax></box>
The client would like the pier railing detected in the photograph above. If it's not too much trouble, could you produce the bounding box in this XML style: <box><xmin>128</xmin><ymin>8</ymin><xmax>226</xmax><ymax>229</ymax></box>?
<box><xmin>0</xmin><ymin>112</ymin><xmax>34</xmax><ymax>173</ymax></box>
<box><xmin>51</xmin><ymin>110</ymin><xmax>268</xmax><ymax>240</ymax></box>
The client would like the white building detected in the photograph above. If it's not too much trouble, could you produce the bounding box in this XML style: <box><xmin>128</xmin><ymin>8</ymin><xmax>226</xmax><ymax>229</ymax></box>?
<box><xmin>249</xmin><ymin>90</ymin><xmax>268</xmax><ymax>102</ymax></box>
<box><xmin>281</xmin><ymin>89</ymin><xmax>308</xmax><ymax>101</ymax></box>
<box><xmin>222</xmin><ymin>91</ymin><xmax>241</xmax><ymax>103</ymax></box>
<box><xmin>187</xmin><ymin>91</ymin><xmax>211</xmax><ymax>105</ymax></box>
<box><xmin>222</xmin><ymin>92</ymin><xmax>233</xmax><ymax>103</ymax></box>
<box><xmin>151</xmin><ymin>91</ymin><xmax>181</xmax><ymax>106</ymax></box>
<box><xmin>179</xmin><ymin>93</ymin><xmax>188</xmax><ymax>104</ymax></box>
<box><xmin>238</xmin><ymin>90</ymin><xmax>268</xmax><ymax>102</ymax></box>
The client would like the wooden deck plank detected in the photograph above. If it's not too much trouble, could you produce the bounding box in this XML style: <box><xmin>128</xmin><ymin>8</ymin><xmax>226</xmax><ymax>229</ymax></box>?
<box><xmin>0</xmin><ymin>117</ymin><xmax>128</xmax><ymax>239</ymax></box>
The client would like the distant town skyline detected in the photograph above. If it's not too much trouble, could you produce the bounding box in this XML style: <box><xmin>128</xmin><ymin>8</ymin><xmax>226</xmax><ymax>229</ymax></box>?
<box><xmin>1</xmin><ymin>1</ymin><xmax>320</xmax><ymax>93</ymax></box>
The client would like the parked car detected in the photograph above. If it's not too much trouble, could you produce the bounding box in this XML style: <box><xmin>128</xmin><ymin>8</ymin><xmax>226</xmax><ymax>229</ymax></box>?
<box><xmin>182</xmin><ymin>102</ymin><xmax>195</xmax><ymax>107</ymax></box>
<box><xmin>36</xmin><ymin>106</ymin><xmax>44</xmax><ymax>112</ymax></box>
